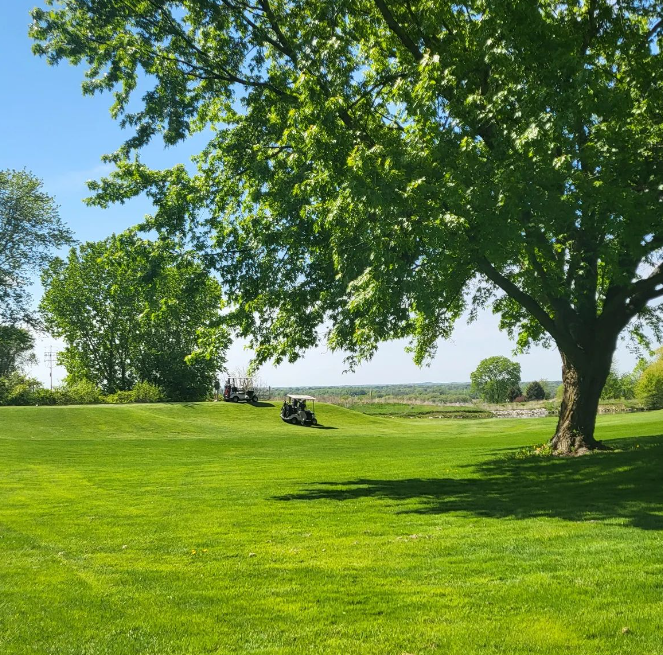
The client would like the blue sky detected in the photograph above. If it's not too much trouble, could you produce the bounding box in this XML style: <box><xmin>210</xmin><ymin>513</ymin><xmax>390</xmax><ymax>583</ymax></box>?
<box><xmin>0</xmin><ymin>1</ymin><xmax>646</xmax><ymax>387</ymax></box>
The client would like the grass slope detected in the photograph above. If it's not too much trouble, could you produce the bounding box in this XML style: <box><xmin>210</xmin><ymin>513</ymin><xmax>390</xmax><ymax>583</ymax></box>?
<box><xmin>1</xmin><ymin>402</ymin><xmax>663</xmax><ymax>654</ymax></box>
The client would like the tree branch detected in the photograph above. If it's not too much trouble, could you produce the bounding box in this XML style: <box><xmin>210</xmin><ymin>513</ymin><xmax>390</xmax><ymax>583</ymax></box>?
<box><xmin>476</xmin><ymin>257</ymin><xmax>582</xmax><ymax>361</ymax></box>
<box><xmin>648</xmin><ymin>18</ymin><xmax>663</xmax><ymax>40</ymax></box>
<box><xmin>371</xmin><ymin>0</ymin><xmax>423</xmax><ymax>61</ymax></box>
<box><xmin>600</xmin><ymin>261</ymin><xmax>663</xmax><ymax>332</ymax></box>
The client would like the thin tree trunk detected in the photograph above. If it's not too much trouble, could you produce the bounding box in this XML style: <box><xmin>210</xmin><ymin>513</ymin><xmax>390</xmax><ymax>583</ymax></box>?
<box><xmin>551</xmin><ymin>350</ymin><xmax>613</xmax><ymax>454</ymax></box>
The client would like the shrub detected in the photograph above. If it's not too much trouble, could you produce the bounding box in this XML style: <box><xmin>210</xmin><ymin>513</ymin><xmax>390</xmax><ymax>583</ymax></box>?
<box><xmin>525</xmin><ymin>381</ymin><xmax>546</xmax><ymax>401</ymax></box>
<box><xmin>514</xmin><ymin>395</ymin><xmax>527</xmax><ymax>403</ymax></box>
<box><xmin>635</xmin><ymin>359</ymin><xmax>663</xmax><ymax>410</ymax></box>
<box><xmin>30</xmin><ymin>388</ymin><xmax>58</xmax><ymax>406</ymax></box>
<box><xmin>506</xmin><ymin>386</ymin><xmax>522</xmax><ymax>403</ymax></box>
<box><xmin>57</xmin><ymin>380</ymin><xmax>104</xmax><ymax>405</ymax></box>
<box><xmin>105</xmin><ymin>390</ymin><xmax>136</xmax><ymax>404</ymax></box>
<box><xmin>132</xmin><ymin>381</ymin><xmax>164</xmax><ymax>403</ymax></box>
<box><xmin>0</xmin><ymin>373</ymin><xmax>42</xmax><ymax>406</ymax></box>
<box><xmin>6</xmin><ymin>381</ymin><xmax>37</xmax><ymax>405</ymax></box>
<box><xmin>555</xmin><ymin>384</ymin><xmax>564</xmax><ymax>400</ymax></box>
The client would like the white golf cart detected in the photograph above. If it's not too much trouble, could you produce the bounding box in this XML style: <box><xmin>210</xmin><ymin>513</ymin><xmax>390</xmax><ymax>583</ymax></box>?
<box><xmin>280</xmin><ymin>394</ymin><xmax>318</xmax><ymax>426</ymax></box>
<box><xmin>223</xmin><ymin>377</ymin><xmax>258</xmax><ymax>403</ymax></box>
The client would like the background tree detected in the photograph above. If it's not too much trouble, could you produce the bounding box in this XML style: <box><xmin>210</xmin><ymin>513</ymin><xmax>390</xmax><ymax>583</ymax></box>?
<box><xmin>0</xmin><ymin>169</ymin><xmax>72</xmax><ymax>326</ymax></box>
<box><xmin>635</xmin><ymin>350</ymin><xmax>663</xmax><ymax>410</ymax></box>
<box><xmin>600</xmin><ymin>367</ymin><xmax>637</xmax><ymax>400</ymax></box>
<box><xmin>506</xmin><ymin>385</ymin><xmax>523</xmax><ymax>403</ymax></box>
<box><xmin>41</xmin><ymin>231</ymin><xmax>229</xmax><ymax>400</ymax></box>
<box><xmin>524</xmin><ymin>381</ymin><xmax>547</xmax><ymax>402</ymax></box>
<box><xmin>0</xmin><ymin>326</ymin><xmax>36</xmax><ymax>377</ymax></box>
<box><xmin>471</xmin><ymin>356</ymin><xmax>521</xmax><ymax>404</ymax></box>
<box><xmin>31</xmin><ymin>1</ymin><xmax>663</xmax><ymax>452</ymax></box>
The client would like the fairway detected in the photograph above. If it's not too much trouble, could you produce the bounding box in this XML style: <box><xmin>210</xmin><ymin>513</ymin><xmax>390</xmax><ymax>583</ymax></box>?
<box><xmin>1</xmin><ymin>403</ymin><xmax>663</xmax><ymax>654</ymax></box>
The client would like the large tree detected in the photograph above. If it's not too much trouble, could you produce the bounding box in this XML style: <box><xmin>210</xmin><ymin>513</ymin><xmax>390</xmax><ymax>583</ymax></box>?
<box><xmin>31</xmin><ymin>1</ymin><xmax>663</xmax><ymax>452</ymax></box>
<box><xmin>0</xmin><ymin>169</ymin><xmax>73</xmax><ymax>326</ymax></box>
<box><xmin>40</xmin><ymin>231</ymin><xmax>229</xmax><ymax>399</ymax></box>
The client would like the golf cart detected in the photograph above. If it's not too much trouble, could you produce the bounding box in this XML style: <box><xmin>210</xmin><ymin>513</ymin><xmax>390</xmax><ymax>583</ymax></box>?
<box><xmin>223</xmin><ymin>377</ymin><xmax>258</xmax><ymax>403</ymax></box>
<box><xmin>281</xmin><ymin>394</ymin><xmax>318</xmax><ymax>426</ymax></box>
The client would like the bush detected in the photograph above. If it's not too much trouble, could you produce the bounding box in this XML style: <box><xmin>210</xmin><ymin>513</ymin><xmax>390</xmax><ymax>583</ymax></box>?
<box><xmin>56</xmin><ymin>380</ymin><xmax>104</xmax><ymax>405</ymax></box>
<box><xmin>525</xmin><ymin>381</ymin><xmax>546</xmax><ymax>401</ymax></box>
<box><xmin>555</xmin><ymin>384</ymin><xmax>564</xmax><ymax>400</ymax></box>
<box><xmin>132</xmin><ymin>381</ymin><xmax>165</xmax><ymax>403</ymax></box>
<box><xmin>506</xmin><ymin>386</ymin><xmax>522</xmax><ymax>402</ymax></box>
<box><xmin>0</xmin><ymin>373</ymin><xmax>42</xmax><ymax>406</ymax></box>
<box><xmin>105</xmin><ymin>390</ymin><xmax>136</xmax><ymax>404</ymax></box>
<box><xmin>6</xmin><ymin>381</ymin><xmax>37</xmax><ymax>406</ymax></box>
<box><xmin>635</xmin><ymin>359</ymin><xmax>663</xmax><ymax>410</ymax></box>
<box><xmin>30</xmin><ymin>388</ymin><xmax>58</xmax><ymax>406</ymax></box>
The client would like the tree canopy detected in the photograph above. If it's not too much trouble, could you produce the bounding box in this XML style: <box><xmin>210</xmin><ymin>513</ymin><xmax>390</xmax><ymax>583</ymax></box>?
<box><xmin>30</xmin><ymin>1</ymin><xmax>663</xmax><ymax>451</ymax></box>
<box><xmin>0</xmin><ymin>169</ymin><xmax>73</xmax><ymax>326</ymax></box>
<box><xmin>524</xmin><ymin>380</ymin><xmax>547</xmax><ymax>401</ymax></box>
<box><xmin>0</xmin><ymin>326</ymin><xmax>36</xmax><ymax>378</ymax></box>
<box><xmin>40</xmin><ymin>231</ymin><xmax>229</xmax><ymax>399</ymax></box>
<box><xmin>471</xmin><ymin>356</ymin><xmax>521</xmax><ymax>403</ymax></box>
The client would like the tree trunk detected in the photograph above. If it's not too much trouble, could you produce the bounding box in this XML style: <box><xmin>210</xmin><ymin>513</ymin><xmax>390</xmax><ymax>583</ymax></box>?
<box><xmin>551</xmin><ymin>350</ymin><xmax>613</xmax><ymax>454</ymax></box>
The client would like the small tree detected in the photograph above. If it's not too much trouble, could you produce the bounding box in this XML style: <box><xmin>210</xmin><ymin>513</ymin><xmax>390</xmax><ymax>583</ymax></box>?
<box><xmin>525</xmin><ymin>381</ymin><xmax>547</xmax><ymax>402</ymax></box>
<box><xmin>471</xmin><ymin>357</ymin><xmax>521</xmax><ymax>404</ymax></box>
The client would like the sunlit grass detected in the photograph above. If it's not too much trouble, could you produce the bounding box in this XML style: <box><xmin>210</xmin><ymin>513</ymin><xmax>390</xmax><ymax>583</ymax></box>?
<box><xmin>1</xmin><ymin>402</ymin><xmax>662</xmax><ymax>654</ymax></box>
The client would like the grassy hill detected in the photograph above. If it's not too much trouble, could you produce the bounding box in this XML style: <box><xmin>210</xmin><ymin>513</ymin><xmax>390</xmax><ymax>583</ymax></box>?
<box><xmin>1</xmin><ymin>402</ymin><xmax>662</xmax><ymax>654</ymax></box>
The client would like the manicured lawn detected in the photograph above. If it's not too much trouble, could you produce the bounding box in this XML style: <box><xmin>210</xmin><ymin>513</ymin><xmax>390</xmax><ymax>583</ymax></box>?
<box><xmin>1</xmin><ymin>402</ymin><xmax>662</xmax><ymax>654</ymax></box>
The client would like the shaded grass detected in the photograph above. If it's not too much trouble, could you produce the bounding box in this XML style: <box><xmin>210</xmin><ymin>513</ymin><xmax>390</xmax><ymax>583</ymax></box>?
<box><xmin>1</xmin><ymin>403</ymin><xmax>663</xmax><ymax>654</ymax></box>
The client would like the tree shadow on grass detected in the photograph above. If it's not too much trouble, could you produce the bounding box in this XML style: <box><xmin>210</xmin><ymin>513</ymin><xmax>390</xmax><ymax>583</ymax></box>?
<box><xmin>274</xmin><ymin>435</ymin><xmax>663</xmax><ymax>530</ymax></box>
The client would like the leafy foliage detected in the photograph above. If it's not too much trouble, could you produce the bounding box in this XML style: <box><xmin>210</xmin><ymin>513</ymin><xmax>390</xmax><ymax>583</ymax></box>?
<box><xmin>0</xmin><ymin>169</ymin><xmax>73</xmax><ymax>326</ymax></box>
<box><xmin>105</xmin><ymin>382</ymin><xmax>165</xmax><ymax>404</ymax></box>
<box><xmin>525</xmin><ymin>381</ymin><xmax>547</xmax><ymax>401</ymax></box>
<box><xmin>0</xmin><ymin>373</ymin><xmax>41</xmax><ymax>406</ymax></box>
<box><xmin>40</xmin><ymin>231</ymin><xmax>228</xmax><ymax>400</ymax></box>
<box><xmin>471</xmin><ymin>356</ymin><xmax>521</xmax><ymax>403</ymax></box>
<box><xmin>600</xmin><ymin>368</ymin><xmax>637</xmax><ymax>400</ymax></box>
<box><xmin>29</xmin><ymin>2</ymin><xmax>663</xmax><ymax>366</ymax></box>
<box><xmin>507</xmin><ymin>385</ymin><xmax>523</xmax><ymax>403</ymax></box>
<box><xmin>56</xmin><ymin>380</ymin><xmax>104</xmax><ymax>405</ymax></box>
<box><xmin>30</xmin><ymin>2</ymin><xmax>663</xmax><ymax>448</ymax></box>
<box><xmin>0</xmin><ymin>326</ymin><xmax>36</xmax><ymax>377</ymax></box>
<box><xmin>636</xmin><ymin>355</ymin><xmax>663</xmax><ymax>410</ymax></box>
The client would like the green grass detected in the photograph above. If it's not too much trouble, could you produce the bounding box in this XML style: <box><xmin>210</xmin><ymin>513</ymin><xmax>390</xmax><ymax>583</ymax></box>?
<box><xmin>1</xmin><ymin>402</ymin><xmax>663</xmax><ymax>654</ymax></box>
<box><xmin>346</xmin><ymin>402</ymin><xmax>493</xmax><ymax>418</ymax></box>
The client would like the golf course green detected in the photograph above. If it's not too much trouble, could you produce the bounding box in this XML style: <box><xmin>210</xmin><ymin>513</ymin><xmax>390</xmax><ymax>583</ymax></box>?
<box><xmin>1</xmin><ymin>402</ymin><xmax>662</xmax><ymax>654</ymax></box>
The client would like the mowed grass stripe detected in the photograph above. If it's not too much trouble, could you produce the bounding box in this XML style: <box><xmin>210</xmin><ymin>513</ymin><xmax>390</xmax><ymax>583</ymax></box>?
<box><xmin>1</xmin><ymin>402</ymin><xmax>662</xmax><ymax>654</ymax></box>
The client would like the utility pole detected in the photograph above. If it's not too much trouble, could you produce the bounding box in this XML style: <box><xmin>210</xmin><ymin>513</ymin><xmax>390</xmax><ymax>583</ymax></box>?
<box><xmin>44</xmin><ymin>347</ymin><xmax>59</xmax><ymax>391</ymax></box>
